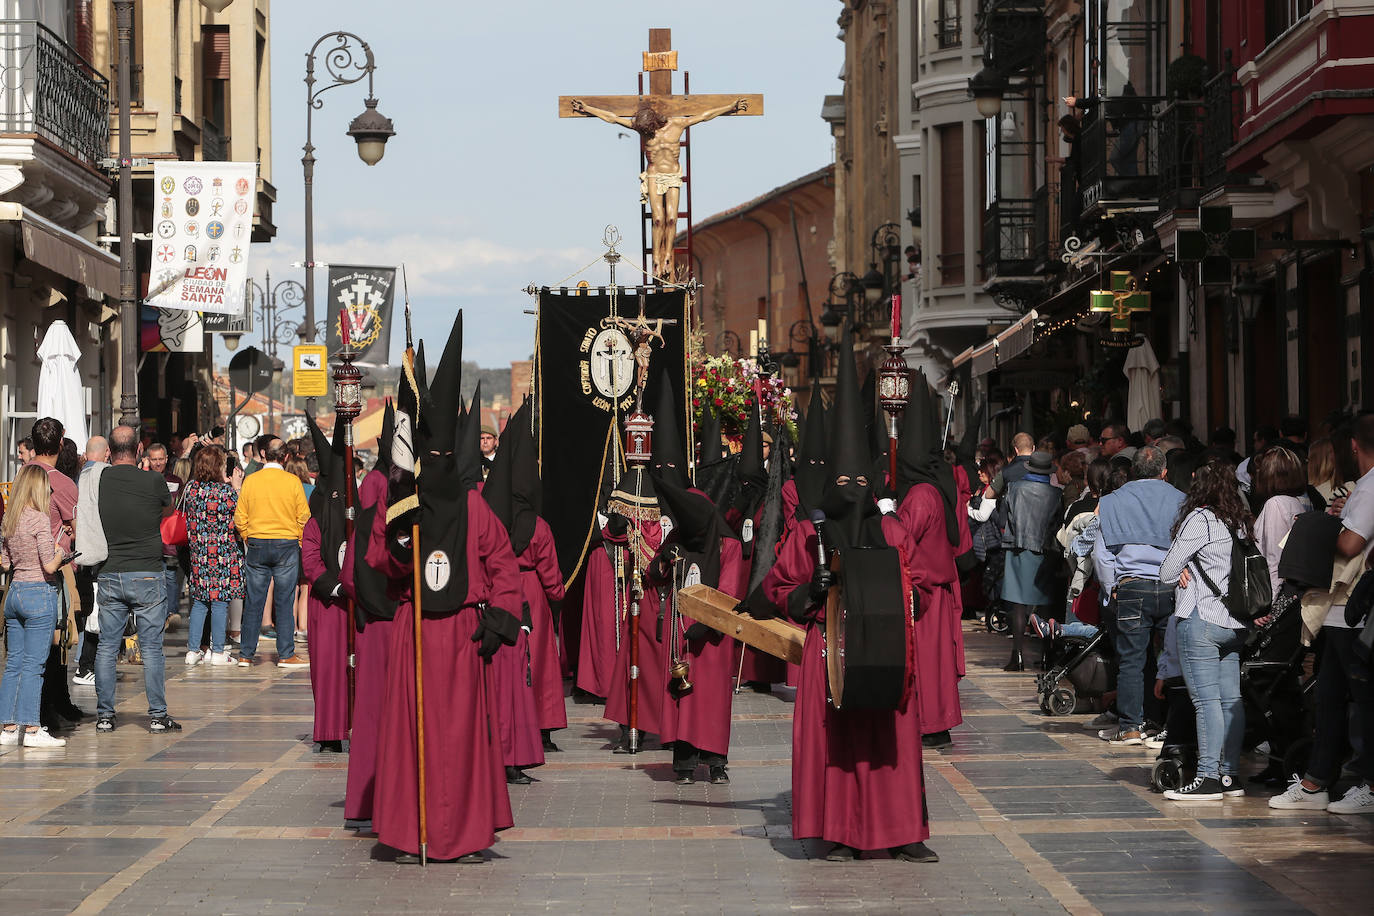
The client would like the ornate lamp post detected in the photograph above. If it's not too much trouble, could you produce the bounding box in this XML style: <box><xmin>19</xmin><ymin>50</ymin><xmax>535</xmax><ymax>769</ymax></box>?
<box><xmin>301</xmin><ymin>31</ymin><xmax>395</xmax><ymax>352</ymax></box>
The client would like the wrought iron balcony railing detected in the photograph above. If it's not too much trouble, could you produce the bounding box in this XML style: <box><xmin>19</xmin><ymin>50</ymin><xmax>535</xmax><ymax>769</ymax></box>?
<box><xmin>1156</xmin><ymin>98</ymin><xmax>1205</xmax><ymax>211</ymax></box>
<box><xmin>0</xmin><ymin>20</ymin><xmax>110</xmax><ymax>165</ymax></box>
<box><xmin>202</xmin><ymin>118</ymin><xmax>228</xmax><ymax>161</ymax></box>
<box><xmin>982</xmin><ymin>197</ymin><xmax>1037</xmax><ymax>278</ymax></box>
<box><xmin>1202</xmin><ymin>60</ymin><xmax>1240</xmax><ymax>188</ymax></box>
<box><xmin>1077</xmin><ymin>93</ymin><xmax>1161</xmax><ymax>216</ymax></box>
<box><xmin>936</xmin><ymin>4</ymin><xmax>961</xmax><ymax>49</ymax></box>
<box><xmin>1032</xmin><ymin>181</ymin><xmax>1062</xmax><ymax>272</ymax></box>
<box><xmin>975</xmin><ymin>0</ymin><xmax>1047</xmax><ymax>73</ymax></box>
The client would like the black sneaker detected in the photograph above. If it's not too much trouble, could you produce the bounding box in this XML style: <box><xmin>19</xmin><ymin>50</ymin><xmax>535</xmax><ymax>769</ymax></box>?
<box><xmin>1219</xmin><ymin>774</ymin><xmax>1245</xmax><ymax>798</ymax></box>
<box><xmin>149</xmin><ymin>715</ymin><xmax>182</xmax><ymax>733</ymax></box>
<box><xmin>708</xmin><ymin>766</ymin><xmax>730</xmax><ymax>785</ymax></box>
<box><xmin>674</xmin><ymin>772</ymin><xmax>695</xmax><ymax>786</ymax></box>
<box><xmin>95</xmin><ymin>717</ymin><xmax>115</xmax><ymax>733</ymax></box>
<box><xmin>1164</xmin><ymin>775</ymin><xmax>1224</xmax><ymax>801</ymax></box>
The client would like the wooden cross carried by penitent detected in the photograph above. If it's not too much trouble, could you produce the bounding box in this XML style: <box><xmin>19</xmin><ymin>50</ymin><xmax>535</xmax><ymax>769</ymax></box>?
<box><xmin>559</xmin><ymin>28</ymin><xmax>763</xmax><ymax>283</ymax></box>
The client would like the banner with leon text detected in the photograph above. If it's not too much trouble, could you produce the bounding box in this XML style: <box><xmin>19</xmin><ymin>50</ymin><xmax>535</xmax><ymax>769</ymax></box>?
<box><xmin>145</xmin><ymin>160</ymin><xmax>257</xmax><ymax>315</ymax></box>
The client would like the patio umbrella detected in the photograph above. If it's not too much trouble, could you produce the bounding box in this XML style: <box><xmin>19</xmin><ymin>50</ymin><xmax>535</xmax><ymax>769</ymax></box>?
<box><xmin>1123</xmin><ymin>337</ymin><xmax>1162</xmax><ymax>433</ymax></box>
<box><xmin>36</xmin><ymin>320</ymin><xmax>87</xmax><ymax>446</ymax></box>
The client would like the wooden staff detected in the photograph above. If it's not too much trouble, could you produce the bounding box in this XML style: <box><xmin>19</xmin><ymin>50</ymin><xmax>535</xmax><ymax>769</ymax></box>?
<box><xmin>402</xmin><ymin>274</ymin><xmax>428</xmax><ymax>866</ymax></box>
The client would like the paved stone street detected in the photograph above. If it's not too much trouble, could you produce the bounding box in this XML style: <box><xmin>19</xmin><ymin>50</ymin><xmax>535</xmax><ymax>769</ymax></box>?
<box><xmin>2</xmin><ymin>622</ymin><xmax>1372</xmax><ymax>915</ymax></box>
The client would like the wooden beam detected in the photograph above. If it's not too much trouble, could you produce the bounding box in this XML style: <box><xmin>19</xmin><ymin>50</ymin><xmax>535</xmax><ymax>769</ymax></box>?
<box><xmin>558</xmin><ymin>94</ymin><xmax>764</xmax><ymax>119</ymax></box>
<box><xmin>648</xmin><ymin>28</ymin><xmax>673</xmax><ymax>96</ymax></box>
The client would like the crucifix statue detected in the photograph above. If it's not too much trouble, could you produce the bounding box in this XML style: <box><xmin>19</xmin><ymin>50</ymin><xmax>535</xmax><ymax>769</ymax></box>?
<box><xmin>560</xmin><ymin>29</ymin><xmax>763</xmax><ymax>283</ymax></box>
<box><xmin>604</xmin><ymin>294</ymin><xmax>677</xmax><ymax>409</ymax></box>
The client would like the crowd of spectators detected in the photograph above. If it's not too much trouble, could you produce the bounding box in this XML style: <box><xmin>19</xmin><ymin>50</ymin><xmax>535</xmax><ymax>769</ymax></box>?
<box><xmin>966</xmin><ymin>413</ymin><xmax>1374</xmax><ymax>812</ymax></box>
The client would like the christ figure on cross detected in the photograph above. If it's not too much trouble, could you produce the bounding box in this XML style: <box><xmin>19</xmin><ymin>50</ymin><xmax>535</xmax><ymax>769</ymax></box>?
<box><xmin>570</xmin><ymin>97</ymin><xmax>748</xmax><ymax>282</ymax></box>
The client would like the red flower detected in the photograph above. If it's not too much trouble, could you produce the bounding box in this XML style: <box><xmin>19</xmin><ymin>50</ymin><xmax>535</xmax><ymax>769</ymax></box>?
<box><xmin>713</xmin><ymin>397</ymin><xmax>724</xmax><ymax>407</ymax></box>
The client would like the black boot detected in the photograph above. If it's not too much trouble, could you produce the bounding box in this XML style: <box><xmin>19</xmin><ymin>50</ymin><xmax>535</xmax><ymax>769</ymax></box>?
<box><xmin>1003</xmin><ymin>652</ymin><xmax>1025</xmax><ymax>672</ymax></box>
<box><xmin>922</xmin><ymin>730</ymin><xmax>952</xmax><ymax>749</ymax></box>
<box><xmin>708</xmin><ymin>766</ymin><xmax>730</xmax><ymax>784</ymax></box>
<box><xmin>316</xmin><ymin>740</ymin><xmax>344</xmax><ymax>754</ymax></box>
<box><xmin>1004</xmin><ymin>602</ymin><xmax>1027</xmax><ymax>671</ymax></box>
<box><xmin>541</xmin><ymin>729</ymin><xmax>561</xmax><ymax>752</ymax></box>
<box><xmin>505</xmin><ymin>766</ymin><xmax>534</xmax><ymax>785</ymax></box>
<box><xmin>824</xmin><ymin>843</ymin><xmax>857</xmax><ymax>861</ymax></box>
<box><xmin>891</xmin><ymin>842</ymin><xmax>939</xmax><ymax>863</ymax></box>
<box><xmin>612</xmin><ymin>725</ymin><xmax>638</xmax><ymax>754</ymax></box>
<box><xmin>674</xmin><ymin>770</ymin><xmax>695</xmax><ymax>785</ymax></box>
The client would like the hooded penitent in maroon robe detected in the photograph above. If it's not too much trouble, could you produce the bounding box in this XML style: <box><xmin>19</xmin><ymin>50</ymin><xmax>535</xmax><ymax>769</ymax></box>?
<box><xmin>341</xmin><ymin>465</ymin><xmax>396</xmax><ymax>824</ymax></box>
<box><xmin>897</xmin><ymin>483</ymin><xmax>965</xmax><ymax>734</ymax></box>
<box><xmin>575</xmin><ymin>542</ymin><xmax>616</xmax><ymax>698</ymax></box>
<box><xmin>762</xmin><ymin>514</ymin><xmax>931</xmax><ymax>852</ymax></box>
<box><xmin>302</xmin><ymin>517</ymin><xmax>348</xmax><ymax>743</ymax></box>
<box><xmin>369</xmin><ymin>489</ymin><xmax>521</xmax><ymax>860</ymax></box>
<box><xmin>727</xmin><ymin>406</ymin><xmax>788</xmax><ymax>688</ymax></box>
<box><xmin>520</xmin><ymin>518</ymin><xmax>566</xmax><ymax>731</ymax></box>
<box><xmin>601</xmin><ymin>511</ymin><xmax>667</xmax><ymax>739</ymax></box>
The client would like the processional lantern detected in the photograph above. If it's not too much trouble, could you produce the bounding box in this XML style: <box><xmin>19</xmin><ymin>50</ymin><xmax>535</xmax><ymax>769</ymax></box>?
<box><xmin>625</xmin><ymin>410</ymin><xmax>654</xmax><ymax>464</ymax></box>
<box><xmin>333</xmin><ymin>315</ymin><xmax>364</xmax><ymax>421</ymax></box>
<box><xmin>878</xmin><ymin>293</ymin><xmax>910</xmax><ymax>438</ymax></box>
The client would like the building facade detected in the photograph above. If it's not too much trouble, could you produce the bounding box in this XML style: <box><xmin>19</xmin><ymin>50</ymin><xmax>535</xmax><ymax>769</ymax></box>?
<box><xmin>1</xmin><ymin>0</ymin><xmax>274</xmax><ymax>471</ymax></box>
<box><xmin>947</xmin><ymin>0</ymin><xmax>1374</xmax><ymax>444</ymax></box>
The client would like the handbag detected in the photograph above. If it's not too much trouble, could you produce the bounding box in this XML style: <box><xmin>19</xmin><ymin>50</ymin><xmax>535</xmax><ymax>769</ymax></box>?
<box><xmin>161</xmin><ymin>487</ymin><xmax>190</xmax><ymax>548</ymax></box>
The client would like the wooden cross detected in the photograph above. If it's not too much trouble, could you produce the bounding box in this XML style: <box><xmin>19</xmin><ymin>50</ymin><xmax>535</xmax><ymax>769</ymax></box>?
<box><xmin>557</xmin><ymin>29</ymin><xmax>764</xmax><ymax>120</ymax></box>
<box><xmin>559</xmin><ymin>28</ymin><xmax>763</xmax><ymax>281</ymax></box>
<box><xmin>1091</xmin><ymin>271</ymin><xmax>1151</xmax><ymax>333</ymax></box>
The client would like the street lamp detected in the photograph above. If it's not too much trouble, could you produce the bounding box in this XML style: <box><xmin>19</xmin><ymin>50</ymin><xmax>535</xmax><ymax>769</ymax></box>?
<box><xmin>302</xmin><ymin>31</ymin><xmax>395</xmax><ymax>352</ymax></box>
<box><xmin>969</xmin><ymin>64</ymin><xmax>1006</xmax><ymax>118</ymax></box>
<box><xmin>1234</xmin><ymin>270</ymin><xmax>1265</xmax><ymax>324</ymax></box>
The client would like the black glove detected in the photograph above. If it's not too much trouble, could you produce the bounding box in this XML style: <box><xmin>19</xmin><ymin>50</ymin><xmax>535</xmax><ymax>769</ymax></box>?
<box><xmin>684</xmin><ymin>622</ymin><xmax>714</xmax><ymax>642</ymax></box>
<box><xmin>650</xmin><ymin>543</ymin><xmax>682</xmax><ymax>581</ymax></box>
<box><xmin>606</xmin><ymin>512</ymin><xmax>629</xmax><ymax>537</ymax></box>
<box><xmin>808</xmin><ymin>566</ymin><xmax>835</xmax><ymax>603</ymax></box>
<box><xmin>472</xmin><ymin>623</ymin><xmax>504</xmax><ymax>659</ymax></box>
<box><xmin>386</xmin><ymin>525</ymin><xmax>413</xmax><ymax>564</ymax></box>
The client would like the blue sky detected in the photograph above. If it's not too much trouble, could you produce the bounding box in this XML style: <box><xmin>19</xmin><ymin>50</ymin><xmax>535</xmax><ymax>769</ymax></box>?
<box><xmin>239</xmin><ymin>0</ymin><xmax>843</xmax><ymax>368</ymax></box>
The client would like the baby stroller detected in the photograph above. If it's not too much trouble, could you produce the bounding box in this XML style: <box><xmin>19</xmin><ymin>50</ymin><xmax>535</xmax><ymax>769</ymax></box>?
<box><xmin>1148</xmin><ymin>593</ymin><xmax>1312</xmax><ymax>791</ymax></box>
<box><xmin>1037</xmin><ymin>629</ymin><xmax>1115</xmax><ymax>717</ymax></box>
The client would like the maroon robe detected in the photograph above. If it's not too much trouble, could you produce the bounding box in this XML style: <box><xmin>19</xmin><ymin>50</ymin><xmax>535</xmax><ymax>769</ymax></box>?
<box><xmin>952</xmin><ymin>466</ymin><xmax>974</xmax><ymax>559</ymax></box>
<box><xmin>341</xmin><ymin>470</ymin><xmax>389</xmax><ymax>822</ymax></box>
<box><xmin>575</xmin><ymin>545</ymin><xmax>616</xmax><ymax>698</ymax></box>
<box><xmin>602</xmin><ymin>517</ymin><xmax>667</xmax><ymax>736</ymax></box>
<box><xmin>485</xmin><ymin>628</ymin><xmax>543</xmax><ymax>769</ymax></box>
<box><xmin>897</xmin><ymin>483</ymin><xmax>966</xmax><ymax>735</ymax></box>
<box><xmin>520</xmin><ymin>518</ymin><xmax>567</xmax><ymax>730</ymax></box>
<box><xmin>302</xmin><ymin>517</ymin><xmax>348</xmax><ymax>743</ymax></box>
<box><xmin>762</xmin><ymin>515</ymin><xmax>931</xmax><ymax>851</ymax></box>
<box><xmin>368</xmin><ymin>490</ymin><xmax>520</xmax><ymax>860</ymax></box>
<box><xmin>657</xmin><ymin>538</ymin><xmax>745</xmax><ymax>757</ymax></box>
<box><xmin>726</xmin><ymin>501</ymin><xmax>787</xmax><ymax>686</ymax></box>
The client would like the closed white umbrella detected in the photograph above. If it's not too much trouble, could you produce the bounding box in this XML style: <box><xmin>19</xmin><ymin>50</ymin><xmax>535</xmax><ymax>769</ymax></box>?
<box><xmin>36</xmin><ymin>320</ymin><xmax>88</xmax><ymax>446</ymax></box>
<box><xmin>1123</xmin><ymin>337</ymin><xmax>1162</xmax><ymax>433</ymax></box>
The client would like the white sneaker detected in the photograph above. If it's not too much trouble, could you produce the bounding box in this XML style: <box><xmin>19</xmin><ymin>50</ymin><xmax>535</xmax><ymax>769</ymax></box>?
<box><xmin>0</xmin><ymin>728</ymin><xmax>18</xmax><ymax>746</ymax></box>
<box><xmin>184</xmin><ymin>650</ymin><xmax>205</xmax><ymax>667</ymax></box>
<box><xmin>1269</xmin><ymin>775</ymin><xmax>1329</xmax><ymax>810</ymax></box>
<box><xmin>208</xmin><ymin>651</ymin><xmax>236</xmax><ymax>666</ymax></box>
<box><xmin>1327</xmin><ymin>784</ymin><xmax>1374</xmax><ymax>815</ymax></box>
<box><xmin>22</xmin><ymin>727</ymin><xmax>67</xmax><ymax>748</ymax></box>
<box><xmin>72</xmin><ymin>671</ymin><xmax>96</xmax><ymax>687</ymax></box>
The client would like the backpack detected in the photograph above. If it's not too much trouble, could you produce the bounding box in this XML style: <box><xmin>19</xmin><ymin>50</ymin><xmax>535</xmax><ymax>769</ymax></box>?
<box><xmin>1194</xmin><ymin>527</ymin><xmax>1273</xmax><ymax>625</ymax></box>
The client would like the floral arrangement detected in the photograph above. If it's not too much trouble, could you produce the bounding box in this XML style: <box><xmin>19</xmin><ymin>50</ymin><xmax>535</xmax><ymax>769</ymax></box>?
<box><xmin>691</xmin><ymin>353</ymin><xmax>799</xmax><ymax>447</ymax></box>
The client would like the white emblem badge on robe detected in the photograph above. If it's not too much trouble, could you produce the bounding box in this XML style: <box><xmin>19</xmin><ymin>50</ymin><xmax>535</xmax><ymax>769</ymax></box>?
<box><xmin>424</xmin><ymin>550</ymin><xmax>451</xmax><ymax>591</ymax></box>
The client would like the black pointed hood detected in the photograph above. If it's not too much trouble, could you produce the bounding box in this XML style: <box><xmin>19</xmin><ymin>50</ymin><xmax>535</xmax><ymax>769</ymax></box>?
<box><xmin>822</xmin><ymin>324</ymin><xmax>883</xmax><ymax>548</ymax></box>
<box><xmin>897</xmin><ymin>376</ymin><xmax>960</xmax><ymax>546</ymax></box>
<box><xmin>374</xmin><ymin>400</ymin><xmax>396</xmax><ymax>478</ymax></box>
<box><xmin>862</xmin><ymin>368</ymin><xmax>884</xmax><ymax>464</ymax></box>
<box><xmin>649</xmin><ymin>370</ymin><xmax>688</xmax><ymax>491</ymax></box>
<box><xmin>456</xmin><ymin>381</ymin><xmax>484</xmax><ymax>492</ymax></box>
<box><xmin>418</xmin><ymin>313</ymin><xmax>462</xmax><ymax>455</ymax></box>
<box><xmin>306</xmin><ymin>410</ymin><xmax>349</xmax><ymax>582</ymax></box>
<box><xmin>697</xmin><ymin>405</ymin><xmax>725</xmax><ymax>468</ymax></box>
<box><xmin>693</xmin><ymin>404</ymin><xmax>737</xmax><ymax>508</ymax></box>
<box><xmin>656</xmin><ymin>473</ymin><xmax>729</xmax><ymax>590</ymax></box>
<box><xmin>736</xmin><ymin>403</ymin><xmax>767</xmax><ymax>490</ymax></box>
<box><xmin>794</xmin><ymin>395</ymin><xmax>828</xmax><ymax>514</ymax></box>
<box><xmin>483</xmin><ymin>397</ymin><xmax>537</xmax><ymax>555</ymax></box>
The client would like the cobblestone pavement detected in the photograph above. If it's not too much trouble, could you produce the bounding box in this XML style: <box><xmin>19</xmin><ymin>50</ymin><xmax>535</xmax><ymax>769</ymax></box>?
<box><xmin>3</xmin><ymin>621</ymin><xmax>1373</xmax><ymax>915</ymax></box>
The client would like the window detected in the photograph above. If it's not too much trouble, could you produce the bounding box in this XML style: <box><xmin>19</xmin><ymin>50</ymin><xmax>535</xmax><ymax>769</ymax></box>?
<box><xmin>936</xmin><ymin>0</ymin><xmax>961</xmax><ymax>49</ymax></box>
<box><xmin>1265</xmin><ymin>0</ymin><xmax>1313</xmax><ymax>46</ymax></box>
<box><xmin>938</xmin><ymin>123</ymin><xmax>965</xmax><ymax>286</ymax></box>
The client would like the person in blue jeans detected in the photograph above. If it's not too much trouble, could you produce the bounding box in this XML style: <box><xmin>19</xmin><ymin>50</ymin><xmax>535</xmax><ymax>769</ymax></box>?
<box><xmin>1092</xmin><ymin>446</ymin><xmax>1185</xmax><ymax>746</ymax></box>
<box><xmin>0</xmin><ymin>464</ymin><xmax>69</xmax><ymax>748</ymax></box>
<box><xmin>232</xmin><ymin>436</ymin><xmax>311</xmax><ymax>668</ymax></box>
<box><xmin>1157</xmin><ymin>458</ymin><xmax>1253</xmax><ymax>801</ymax></box>
<box><xmin>94</xmin><ymin>426</ymin><xmax>180</xmax><ymax>733</ymax></box>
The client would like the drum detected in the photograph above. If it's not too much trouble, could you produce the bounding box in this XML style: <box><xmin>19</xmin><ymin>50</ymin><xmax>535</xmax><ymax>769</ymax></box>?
<box><xmin>823</xmin><ymin>546</ymin><xmax>908</xmax><ymax>712</ymax></box>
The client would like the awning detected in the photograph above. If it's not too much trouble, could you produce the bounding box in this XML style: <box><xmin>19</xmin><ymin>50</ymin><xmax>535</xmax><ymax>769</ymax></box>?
<box><xmin>0</xmin><ymin>202</ymin><xmax>119</xmax><ymax>298</ymax></box>
<box><xmin>949</xmin><ymin>310</ymin><xmax>1039</xmax><ymax>377</ymax></box>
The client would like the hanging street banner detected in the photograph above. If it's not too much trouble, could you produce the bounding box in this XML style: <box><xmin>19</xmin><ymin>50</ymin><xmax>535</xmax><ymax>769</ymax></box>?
<box><xmin>145</xmin><ymin>160</ymin><xmax>257</xmax><ymax>315</ymax></box>
<box><xmin>326</xmin><ymin>265</ymin><xmax>396</xmax><ymax>366</ymax></box>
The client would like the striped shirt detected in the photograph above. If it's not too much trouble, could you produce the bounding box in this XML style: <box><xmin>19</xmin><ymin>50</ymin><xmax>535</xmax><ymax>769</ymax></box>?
<box><xmin>1159</xmin><ymin>507</ymin><xmax>1247</xmax><ymax>629</ymax></box>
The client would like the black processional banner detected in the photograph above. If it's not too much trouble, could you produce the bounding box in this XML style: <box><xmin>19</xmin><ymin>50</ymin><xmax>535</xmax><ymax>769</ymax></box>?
<box><xmin>326</xmin><ymin>265</ymin><xmax>396</xmax><ymax>366</ymax></box>
<box><xmin>536</xmin><ymin>287</ymin><xmax>691</xmax><ymax>586</ymax></box>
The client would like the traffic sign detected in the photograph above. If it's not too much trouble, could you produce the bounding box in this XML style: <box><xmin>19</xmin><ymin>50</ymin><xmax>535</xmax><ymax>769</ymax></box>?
<box><xmin>228</xmin><ymin>346</ymin><xmax>272</xmax><ymax>395</ymax></box>
<box><xmin>293</xmin><ymin>344</ymin><xmax>329</xmax><ymax>398</ymax></box>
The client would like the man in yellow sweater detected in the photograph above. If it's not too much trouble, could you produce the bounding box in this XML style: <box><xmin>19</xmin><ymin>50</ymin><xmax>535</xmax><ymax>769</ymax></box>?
<box><xmin>233</xmin><ymin>436</ymin><xmax>312</xmax><ymax>668</ymax></box>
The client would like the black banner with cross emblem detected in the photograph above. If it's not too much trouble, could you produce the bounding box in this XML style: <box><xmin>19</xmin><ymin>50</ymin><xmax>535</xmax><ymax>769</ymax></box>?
<box><xmin>326</xmin><ymin>265</ymin><xmax>396</xmax><ymax>365</ymax></box>
<box><xmin>536</xmin><ymin>287</ymin><xmax>691</xmax><ymax>584</ymax></box>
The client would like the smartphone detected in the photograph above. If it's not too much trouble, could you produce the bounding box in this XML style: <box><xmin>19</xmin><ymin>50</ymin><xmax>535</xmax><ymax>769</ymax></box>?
<box><xmin>59</xmin><ymin>551</ymin><xmax>82</xmax><ymax>568</ymax></box>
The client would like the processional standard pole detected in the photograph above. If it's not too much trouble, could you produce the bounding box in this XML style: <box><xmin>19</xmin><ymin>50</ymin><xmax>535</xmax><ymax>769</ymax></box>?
<box><xmin>400</xmin><ymin>278</ymin><xmax>428</xmax><ymax>866</ymax></box>
<box><xmin>332</xmin><ymin>313</ymin><xmax>364</xmax><ymax>729</ymax></box>
<box><xmin>879</xmin><ymin>294</ymin><xmax>910</xmax><ymax>491</ymax></box>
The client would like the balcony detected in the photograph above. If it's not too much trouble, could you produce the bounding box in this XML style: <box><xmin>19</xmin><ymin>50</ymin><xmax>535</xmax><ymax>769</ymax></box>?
<box><xmin>982</xmin><ymin>198</ymin><xmax>1036</xmax><ymax>279</ymax></box>
<box><xmin>1202</xmin><ymin>63</ymin><xmax>1239</xmax><ymax>188</ymax></box>
<box><xmin>201</xmin><ymin>118</ymin><xmax>228</xmax><ymax>161</ymax></box>
<box><xmin>976</xmin><ymin>1</ymin><xmax>1047</xmax><ymax>74</ymax></box>
<box><xmin>0</xmin><ymin>20</ymin><xmax>110</xmax><ymax>165</ymax></box>
<box><xmin>1077</xmin><ymin>94</ymin><xmax>1161</xmax><ymax>218</ymax></box>
<box><xmin>1156</xmin><ymin>98</ymin><xmax>1205</xmax><ymax>211</ymax></box>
